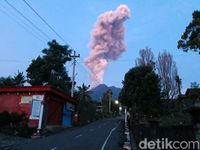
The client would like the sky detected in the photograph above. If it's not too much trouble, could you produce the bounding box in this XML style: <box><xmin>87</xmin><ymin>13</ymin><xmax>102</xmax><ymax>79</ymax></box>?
<box><xmin>0</xmin><ymin>0</ymin><xmax>200</xmax><ymax>92</ymax></box>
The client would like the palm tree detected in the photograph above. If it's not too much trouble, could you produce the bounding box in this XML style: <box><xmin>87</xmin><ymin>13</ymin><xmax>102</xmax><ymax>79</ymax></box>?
<box><xmin>76</xmin><ymin>84</ymin><xmax>91</xmax><ymax>102</ymax></box>
<box><xmin>76</xmin><ymin>84</ymin><xmax>96</xmax><ymax>124</ymax></box>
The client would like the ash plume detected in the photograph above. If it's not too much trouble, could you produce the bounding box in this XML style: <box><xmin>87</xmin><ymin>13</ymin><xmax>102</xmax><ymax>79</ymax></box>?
<box><xmin>85</xmin><ymin>4</ymin><xmax>130</xmax><ymax>87</ymax></box>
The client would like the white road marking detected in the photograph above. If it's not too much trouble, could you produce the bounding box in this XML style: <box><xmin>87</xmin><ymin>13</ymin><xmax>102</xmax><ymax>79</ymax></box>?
<box><xmin>51</xmin><ymin>147</ymin><xmax>57</xmax><ymax>150</ymax></box>
<box><xmin>75</xmin><ymin>134</ymin><xmax>82</xmax><ymax>138</ymax></box>
<box><xmin>101</xmin><ymin>122</ymin><xmax>120</xmax><ymax>150</ymax></box>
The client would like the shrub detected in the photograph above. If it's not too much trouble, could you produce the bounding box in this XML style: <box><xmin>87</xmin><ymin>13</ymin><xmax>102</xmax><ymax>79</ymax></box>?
<box><xmin>0</xmin><ymin>111</ymin><xmax>31</xmax><ymax>137</ymax></box>
<box><xmin>0</xmin><ymin>111</ymin><xmax>11</xmax><ymax>127</ymax></box>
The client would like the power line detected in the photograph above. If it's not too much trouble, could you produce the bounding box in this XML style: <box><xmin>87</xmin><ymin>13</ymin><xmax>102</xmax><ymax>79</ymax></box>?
<box><xmin>7</xmin><ymin>1</ymin><xmax>79</xmax><ymax>56</ymax></box>
<box><xmin>4</xmin><ymin>0</ymin><xmax>51</xmax><ymax>41</ymax></box>
<box><xmin>0</xmin><ymin>59</ymin><xmax>30</xmax><ymax>63</ymax></box>
<box><xmin>76</xmin><ymin>62</ymin><xmax>91</xmax><ymax>80</ymax></box>
<box><xmin>21</xmin><ymin>0</ymin><xmax>81</xmax><ymax>85</ymax></box>
<box><xmin>0</xmin><ymin>2</ymin><xmax>46</xmax><ymax>43</ymax></box>
<box><xmin>22</xmin><ymin>0</ymin><xmax>67</xmax><ymax>44</ymax></box>
<box><xmin>77</xmin><ymin>52</ymin><xmax>199</xmax><ymax>64</ymax></box>
<box><xmin>76</xmin><ymin>61</ymin><xmax>97</xmax><ymax>82</ymax></box>
<box><xmin>0</xmin><ymin>52</ymin><xmax>198</xmax><ymax>65</ymax></box>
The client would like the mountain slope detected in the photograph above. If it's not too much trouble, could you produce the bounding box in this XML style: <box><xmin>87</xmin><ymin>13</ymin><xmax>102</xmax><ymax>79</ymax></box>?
<box><xmin>89</xmin><ymin>84</ymin><xmax>121</xmax><ymax>102</ymax></box>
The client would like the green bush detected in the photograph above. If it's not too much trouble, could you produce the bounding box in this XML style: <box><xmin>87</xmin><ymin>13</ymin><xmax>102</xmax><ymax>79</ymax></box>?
<box><xmin>0</xmin><ymin>111</ymin><xmax>31</xmax><ymax>137</ymax></box>
<box><xmin>0</xmin><ymin>111</ymin><xmax>10</xmax><ymax>127</ymax></box>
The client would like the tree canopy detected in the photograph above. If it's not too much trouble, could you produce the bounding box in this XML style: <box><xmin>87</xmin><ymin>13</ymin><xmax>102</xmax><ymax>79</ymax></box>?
<box><xmin>0</xmin><ymin>71</ymin><xmax>26</xmax><ymax>87</ymax></box>
<box><xmin>119</xmin><ymin>66</ymin><xmax>161</xmax><ymax>119</ymax></box>
<box><xmin>26</xmin><ymin>40</ymin><xmax>72</xmax><ymax>93</ymax></box>
<box><xmin>75</xmin><ymin>84</ymin><xmax>91</xmax><ymax>102</ymax></box>
<box><xmin>178</xmin><ymin>10</ymin><xmax>200</xmax><ymax>53</ymax></box>
<box><xmin>190</xmin><ymin>81</ymin><xmax>200</xmax><ymax>89</ymax></box>
<box><xmin>135</xmin><ymin>46</ymin><xmax>155</xmax><ymax>68</ymax></box>
<box><xmin>157</xmin><ymin>51</ymin><xmax>179</xmax><ymax>99</ymax></box>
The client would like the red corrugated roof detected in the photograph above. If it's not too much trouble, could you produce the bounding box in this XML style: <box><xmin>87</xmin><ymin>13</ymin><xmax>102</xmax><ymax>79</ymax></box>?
<box><xmin>0</xmin><ymin>85</ymin><xmax>78</xmax><ymax>104</ymax></box>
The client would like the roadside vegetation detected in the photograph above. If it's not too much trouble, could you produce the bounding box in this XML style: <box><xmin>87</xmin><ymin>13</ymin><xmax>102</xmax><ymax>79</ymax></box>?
<box><xmin>119</xmin><ymin>10</ymin><xmax>200</xmax><ymax>128</ymax></box>
<box><xmin>119</xmin><ymin>47</ymin><xmax>198</xmax><ymax>127</ymax></box>
<box><xmin>0</xmin><ymin>111</ymin><xmax>36</xmax><ymax>137</ymax></box>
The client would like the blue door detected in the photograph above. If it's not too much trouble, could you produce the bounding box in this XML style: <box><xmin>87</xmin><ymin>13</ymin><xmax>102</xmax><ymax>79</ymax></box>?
<box><xmin>62</xmin><ymin>104</ymin><xmax>72</xmax><ymax>126</ymax></box>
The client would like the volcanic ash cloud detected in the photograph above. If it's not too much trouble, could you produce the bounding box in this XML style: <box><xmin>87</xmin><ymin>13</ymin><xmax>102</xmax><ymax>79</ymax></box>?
<box><xmin>85</xmin><ymin>4</ymin><xmax>130</xmax><ymax>87</ymax></box>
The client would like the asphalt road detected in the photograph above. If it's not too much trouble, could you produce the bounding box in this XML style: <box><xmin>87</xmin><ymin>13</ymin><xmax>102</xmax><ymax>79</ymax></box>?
<box><xmin>15</xmin><ymin>117</ymin><xmax>123</xmax><ymax>150</ymax></box>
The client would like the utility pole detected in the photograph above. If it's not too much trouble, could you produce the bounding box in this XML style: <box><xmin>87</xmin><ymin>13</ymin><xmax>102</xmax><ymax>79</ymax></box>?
<box><xmin>70</xmin><ymin>51</ymin><xmax>80</xmax><ymax>97</ymax></box>
<box><xmin>108</xmin><ymin>90</ymin><xmax>112</xmax><ymax>113</ymax></box>
<box><xmin>124</xmin><ymin>106</ymin><xmax>127</xmax><ymax>124</ymax></box>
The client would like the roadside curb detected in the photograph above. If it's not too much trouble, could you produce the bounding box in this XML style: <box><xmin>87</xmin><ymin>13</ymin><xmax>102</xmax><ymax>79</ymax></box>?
<box><xmin>123</xmin><ymin>121</ymin><xmax>132</xmax><ymax>150</ymax></box>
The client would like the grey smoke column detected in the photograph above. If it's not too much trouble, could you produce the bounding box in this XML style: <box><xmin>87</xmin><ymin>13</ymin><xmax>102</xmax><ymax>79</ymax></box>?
<box><xmin>85</xmin><ymin>4</ymin><xmax>130</xmax><ymax>87</ymax></box>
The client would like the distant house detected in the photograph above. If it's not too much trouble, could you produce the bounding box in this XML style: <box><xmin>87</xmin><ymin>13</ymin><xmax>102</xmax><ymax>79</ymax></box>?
<box><xmin>0</xmin><ymin>85</ymin><xmax>78</xmax><ymax>128</ymax></box>
<box><xmin>178</xmin><ymin>88</ymin><xmax>200</xmax><ymax>105</ymax></box>
<box><xmin>185</xmin><ymin>88</ymin><xmax>200</xmax><ymax>99</ymax></box>
<box><xmin>95</xmin><ymin>102</ymin><xmax>103</xmax><ymax>112</ymax></box>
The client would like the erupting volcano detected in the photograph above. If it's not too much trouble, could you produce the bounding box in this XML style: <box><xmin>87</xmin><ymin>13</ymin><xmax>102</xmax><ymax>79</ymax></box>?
<box><xmin>85</xmin><ymin>4</ymin><xmax>131</xmax><ymax>87</ymax></box>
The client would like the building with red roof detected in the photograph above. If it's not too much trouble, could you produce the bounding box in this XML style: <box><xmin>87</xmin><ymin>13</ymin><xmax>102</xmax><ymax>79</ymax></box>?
<box><xmin>0</xmin><ymin>85</ymin><xmax>78</xmax><ymax>128</ymax></box>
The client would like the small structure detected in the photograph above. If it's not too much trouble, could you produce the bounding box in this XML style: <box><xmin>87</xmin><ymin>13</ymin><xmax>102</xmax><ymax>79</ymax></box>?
<box><xmin>96</xmin><ymin>102</ymin><xmax>103</xmax><ymax>112</ymax></box>
<box><xmin>178</xmin><ymin>88</ymin><xmax>200</xmax><ymax>103</ymax></box>
<box><xmin>0</xmin><ymin>85</ymin><xmax>78</xmax><ymax>128</ymax></box>
<box><xmin>185</xmin><ymin>88</ymin><xmax>200</xmax><ymax>99</ymax></box>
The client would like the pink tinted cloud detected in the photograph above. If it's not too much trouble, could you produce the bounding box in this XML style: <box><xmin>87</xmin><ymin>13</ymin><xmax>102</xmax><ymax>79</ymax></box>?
<box><xmin>85</xmin><ymin>4</ymin><xmax>130</xmax><ymax>87</ymax></box>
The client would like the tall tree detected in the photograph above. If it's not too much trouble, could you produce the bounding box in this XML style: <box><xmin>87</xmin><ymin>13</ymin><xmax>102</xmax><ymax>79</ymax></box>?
<box><xmin>26</xmin><ymin>40</ymin><xmax>72</xmax><ymax>93</ymax></box>
<box><xmin>135</xmin><ymin>47</ymin><xmax>155</xmax><ymax>68</ymax></box>
<box><xmin>157</xmin><ymin>51</ymin><xmax>179</xmax><ymax>99</ymax></box>
<box><xmin>177</xmin><ymin>10</ymin><xmax>200</xmax><ymax>53</ymax></box>
<box><xmin>26</xmin><ymin>56</ymin><xmax>48</xmax><ymax>85</ymax></box>
<box><xmin>119</xmin><ymin>66</ymin><xmax>161</xmax><ymax>119</ymax></box>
